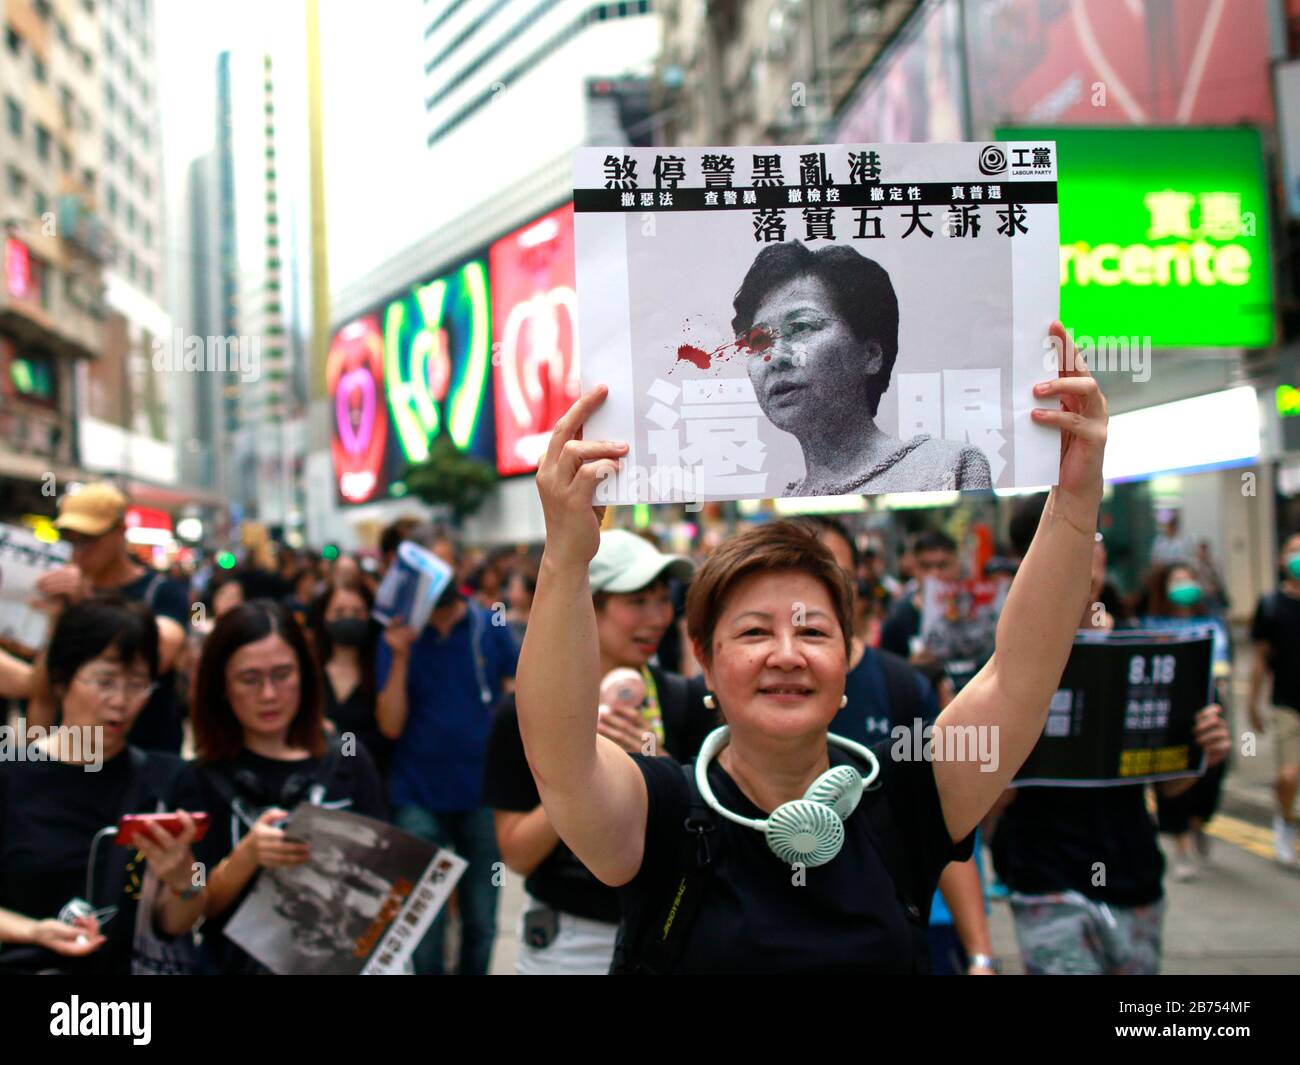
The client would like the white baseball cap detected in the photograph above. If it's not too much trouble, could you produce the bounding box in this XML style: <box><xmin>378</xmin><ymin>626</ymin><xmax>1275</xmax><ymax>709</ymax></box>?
<box><xmin>589</xmin><ymin>530</ymin><xmax>694</xmax><ymax>594</ymax></box>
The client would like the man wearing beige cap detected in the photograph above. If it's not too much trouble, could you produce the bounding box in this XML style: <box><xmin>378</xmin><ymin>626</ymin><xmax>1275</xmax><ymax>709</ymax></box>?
<box><xmin>31</xmin><ymin>483</ymin><xmax>188</xmax><ymax>751</ymax></box>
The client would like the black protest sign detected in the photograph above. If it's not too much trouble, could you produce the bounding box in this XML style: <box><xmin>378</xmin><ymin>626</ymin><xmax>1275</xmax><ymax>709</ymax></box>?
<box><xmin>1013</xmin><ymin>627</ymin><xmax>1214</xmax><ymax>787</ymax></box>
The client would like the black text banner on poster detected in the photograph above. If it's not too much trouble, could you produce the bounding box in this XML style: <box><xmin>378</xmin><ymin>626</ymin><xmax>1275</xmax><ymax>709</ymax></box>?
<box><xmin>573</xmin><ymin>142</ymin><xmax>1061</xmax><ymax>505</ymax></box>
<box><xmin>573</xmin><ymin>182</ymin><xmax>1059</xmax><ymax>212</ymax></box>
<box><xmin>1013</xmin><ymin>627</ymin><xmax>1215</xmax><ymax>787</ymax></box>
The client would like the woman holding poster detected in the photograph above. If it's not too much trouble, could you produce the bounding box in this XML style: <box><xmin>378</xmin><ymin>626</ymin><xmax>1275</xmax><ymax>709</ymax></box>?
<box><xmin>516</xmin><ymin>322</ymin><xmax>1107</xmax><ymax>973</ymax></box>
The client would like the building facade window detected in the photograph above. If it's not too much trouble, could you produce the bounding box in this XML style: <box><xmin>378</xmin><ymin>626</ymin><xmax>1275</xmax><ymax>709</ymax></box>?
<box><xmin>5</xmin><ymin>96</ymin><xmax>23</xmax><ymax>138</ymax></box>
<box><xmin>35</xmin><ymin>124</ymin><xmax>51</xmax><ymax>160</ymax></box>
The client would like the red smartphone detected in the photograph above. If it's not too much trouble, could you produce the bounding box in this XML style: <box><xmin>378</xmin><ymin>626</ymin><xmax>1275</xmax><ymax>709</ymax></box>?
<box><xmin>115</xmin><ymin>812</ymin><xmax>210</xmax><ymax>848</ymax></box>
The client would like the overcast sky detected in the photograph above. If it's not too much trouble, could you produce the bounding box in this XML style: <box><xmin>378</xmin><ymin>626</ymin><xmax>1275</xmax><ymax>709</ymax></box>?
<box><xmin>155</xmin><ymin>0</ymin><xmax>434</xmax><ymax>312</ymax></box>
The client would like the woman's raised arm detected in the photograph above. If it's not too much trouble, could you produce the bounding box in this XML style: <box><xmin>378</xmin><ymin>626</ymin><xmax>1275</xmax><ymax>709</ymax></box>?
<box><xmin>933</xmin><ymin>323</ymin><xmax>1108</xmax><ymax>839</ymax></box>
<box><xmin>516</xmin><ymin>387</ymin><xmax>651</xmax><ymax>887</ymax></box>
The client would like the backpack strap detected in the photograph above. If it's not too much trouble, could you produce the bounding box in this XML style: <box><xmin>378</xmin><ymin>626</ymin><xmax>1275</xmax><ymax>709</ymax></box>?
<box><xmin>612</xmin><ymin>762</ymin><xmax>717</xmax><ymax>975</ymax></box>
<box><xmin>143</xmin><ymin>573</ymin><xmax>165</xmax><ymax>612</ymax></box>
<box><xmin>654</xmin><ymin>669</ymin><xmax>690</xmax><ymax>757</ymax></box>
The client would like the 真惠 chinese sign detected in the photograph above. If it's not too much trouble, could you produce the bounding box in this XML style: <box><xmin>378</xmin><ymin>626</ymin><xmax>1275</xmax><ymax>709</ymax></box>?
<box><xmin>998</xmin><ymin>125</ymin><xmax>1275</xmax><ymax>348</ymax></box>
<box><xmin>573</xmin><ymin>142</ymin><xmax>1062</xmax><ymax>504</ymax></box>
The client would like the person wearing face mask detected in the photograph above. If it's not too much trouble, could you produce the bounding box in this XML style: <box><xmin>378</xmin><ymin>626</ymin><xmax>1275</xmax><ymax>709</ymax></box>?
<box><xmin>308</xmin><ymin>579</ymin><xmax>389</xmax><ymax>782</ymax></box>
<box><xmin>482</xmin><ymin>530</ymin><xmax>709</xmax><ymax>973</ymax></box>
<box><xmin>1136</xmin><ymin>562</ymin><xmax>1232</xmax><ymax>880</ymax></box>
<box><xmin>1249</xmin><ymin>531</ymin><xmax>1300</xmax><ymax>868</ymax></box>
<box><xmin>0</xmin><ymin>598</ymin><xmax>206</xmax><ymax>975</ymax></box>
<box><xmin>191</xmin><ymin>600</ymin><xmax>387</xmax><ymax>974</ymax></box>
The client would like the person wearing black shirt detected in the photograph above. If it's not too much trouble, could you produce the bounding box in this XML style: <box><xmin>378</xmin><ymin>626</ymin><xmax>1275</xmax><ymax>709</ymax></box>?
<box><xmin>33</xmin><ymin>483</ymin><xmax>190</xmax><ymax>753</ymax></box>
<box><xmin>309</xmin><ymin>579</ymin><xmax>390</xmax><ymax>780</ymax></box>
<box><xmin>806</xmin><ymin>516</ymin><xmax>998</xmax><ymax>976</ymax></box>
<box><xmin>190</xmin><ymin>600</ymin><xmax>387</xmax><ymax>974</ymax></box>
<box><xmin>516</xmin><ymin>352</ymin><xmax>1107</xmax><ymax>973</ymax></box>
<box><xmin>0</xmin><ymin>598</ymin><xmax>206</xmax><ymax>975</ymax></box>
<box><xmin>1249</xmin><ymin>530</ymin><xmax>1300</xmax><ymax>867</ymax></box>
<box><xmin>991</xmin><ymin>536</ymin><xmax>1231</xmax><ymax>974</ymax></box>
<box><xmin>483</xmin><ymin>530</ymin><xmax>708</xmax><ymax>973</ymax></box>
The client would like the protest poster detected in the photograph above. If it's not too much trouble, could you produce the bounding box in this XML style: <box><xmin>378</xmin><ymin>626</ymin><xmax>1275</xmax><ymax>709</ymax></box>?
<box><xmin>918</xmin><ymin>575</ymin><xmax>1008</xmax><ymax>691</ymax></box>
<box><xmin>0</xmin><ymin>524</ymin><xmax>71</xmax><ymax>655</ymax></box>
<box><xmin>1012</xmin><ymin>627</ymin><xmax>1215</xmax><ymax>787</ymax></box>
<box><xmin>223</xmin><ymin>805</ymin><xmax>466</xmax><ymax>976</ymax></box>
<box><xmin>573</xmin><ymin>142</ymin><xmax>1061</xmax><ymax>504</ymax></box>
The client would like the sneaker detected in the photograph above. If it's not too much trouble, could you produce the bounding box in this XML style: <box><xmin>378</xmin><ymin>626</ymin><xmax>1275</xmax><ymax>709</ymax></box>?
<box><xmin>1273</xmin><ymin>815</ymin><xmax>1297</xmax><ymax>867</ymax></box>
<box><xmin>1172</xmin><ymin>855</ymin><xmax>1198</xmax><ymax>882</ymax></box>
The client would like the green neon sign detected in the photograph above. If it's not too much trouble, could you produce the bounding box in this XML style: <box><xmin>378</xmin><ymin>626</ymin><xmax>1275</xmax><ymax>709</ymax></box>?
<box><xmin>1278</xmin><ymin>384</ymin><xmax>1300</xmax><ymax>418</ymax></box>
<box><xmin>382</xmin><ymin>260</ymin><xmax>492</xmax><ymax>463</ymax></box>
<box><xmin>997</xmin><ymin>126</ymin><xmax>1275</xmax><ymax>348</ymax></box>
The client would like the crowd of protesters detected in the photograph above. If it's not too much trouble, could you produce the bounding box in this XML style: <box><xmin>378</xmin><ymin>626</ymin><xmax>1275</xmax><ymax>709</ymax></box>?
<box><xmin>0</xmin><ymin>427</ymin><xmax>1295</xmax><ymax>974</ymax></box>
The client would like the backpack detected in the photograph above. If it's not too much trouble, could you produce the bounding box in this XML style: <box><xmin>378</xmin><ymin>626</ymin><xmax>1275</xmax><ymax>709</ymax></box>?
<box><xmin>609</xmin><ymin>760</ymin><xmax>930</xmax><ymax>975</ymax></box>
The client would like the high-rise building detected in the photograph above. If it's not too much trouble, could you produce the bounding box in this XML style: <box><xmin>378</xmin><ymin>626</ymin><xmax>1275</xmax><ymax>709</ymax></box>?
<box><xmin>0</xmin><ymin>0</ymin><xmax>109</xmax><ymax>518</ymax></box>
<box><xmin>317</xmin><ymin>0</ymin><xmax>659</xmax><ymax>546</ymax></box>
<box><xmin>203</xmin><ymin>48</ymin><xmax>304</xmax><ymax>537</ymax></box>
<box><xmin>77</xmin><ymin>0</ymin><xmax>179</xmax><ymax>503</ymax></box>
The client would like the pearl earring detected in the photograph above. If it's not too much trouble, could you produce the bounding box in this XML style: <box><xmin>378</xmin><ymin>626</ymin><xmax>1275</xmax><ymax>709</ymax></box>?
<box><xmin>703</xmin><ymin>693</ymin><xmax>717</xmax><ymax>710</ymax></box>
<box><xmin>839</xmin><ymin>695</ymin><xmax>848</xmax><ymax>709</ymax></box>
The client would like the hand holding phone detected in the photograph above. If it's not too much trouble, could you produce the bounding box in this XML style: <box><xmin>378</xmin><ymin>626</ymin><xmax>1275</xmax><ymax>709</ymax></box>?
<box><xmin>116</xmin><ymin>812</ymin><xmax>210</xmax><ymax>848</ymax></box>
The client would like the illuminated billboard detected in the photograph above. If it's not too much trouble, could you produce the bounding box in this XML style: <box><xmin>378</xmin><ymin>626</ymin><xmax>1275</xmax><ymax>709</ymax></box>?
<box><xmin>383</xmin><ymin>259</ymin><xmax>494</xmax><ymax>466</ymax></box>
<box><xmin>328</xmin><ymin>258</ymin><xmax>496</xmax><ymax>504</ymax></box>
<box><xmin>327</xmin><ymin>315</ymin><xmax>388</xmax><ymax>504</ymax></box>
<box><xmin>997</xmin><ymin>126</ymin><xmax>1275</xmax><ymax>348</ymax></box>
<box><xmin>489</xmin><ymin>204</ymin><xmax>579</xmax><ymax>476</ymax></box>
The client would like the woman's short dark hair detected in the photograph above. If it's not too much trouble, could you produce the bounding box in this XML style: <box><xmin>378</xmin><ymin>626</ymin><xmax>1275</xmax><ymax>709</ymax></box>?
<box><xmin>46</xmin><ymin>596</ymin><xmax>159</xmax><ymax>695</ymax></box>
<box><xmin>193</xmin><ymin>599</ymin><xmax>326</xmax><ymax>763</ymax></box>
<box><xmin>731</xmin><ymin>241</ymin><xmax>900</xmax><ymax>416</ymax></box>
<box><xmin>686</xmin><ymin>521</ymin><xmax>853</xmax><ymax>665</ymax></box>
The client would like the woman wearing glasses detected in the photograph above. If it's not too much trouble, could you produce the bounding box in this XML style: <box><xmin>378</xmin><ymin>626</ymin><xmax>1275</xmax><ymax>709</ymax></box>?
<box><xmin>0</xmin><ymin>598</ymin><xmax>206</xmax><ymax>974</ymax></box>
<box><xmin>190</xmin><ymin>600</ymin><xmax>386</xmax><ymax>974</ymax></box>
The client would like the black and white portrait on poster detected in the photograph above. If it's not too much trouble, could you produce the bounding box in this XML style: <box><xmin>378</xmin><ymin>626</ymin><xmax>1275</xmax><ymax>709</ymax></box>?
<box><xmin>223</xmin><ymin>805</ymin><xmax>466</xmax><ymax>976</ymax></box>
<box><xmin>573</xmin><ymin>142</ymin><xmax>1062</xmax><ymax>504</ymax></box>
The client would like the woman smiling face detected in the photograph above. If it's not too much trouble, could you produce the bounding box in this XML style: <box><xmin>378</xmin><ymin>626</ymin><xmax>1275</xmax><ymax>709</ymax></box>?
<box><xmin>701</xmin><ymin>568</ymin><xmax>848</xmax><ymax>742</ymax></box>
<box><xmin>745</xmin><ymin>275</ymin><xmax>882</xmax><ymax>437</ymax></box>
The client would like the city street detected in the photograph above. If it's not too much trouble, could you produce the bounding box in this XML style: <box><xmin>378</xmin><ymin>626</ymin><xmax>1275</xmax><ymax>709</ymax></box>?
<box><xmin>486</xmin><ymin>816</ymin><xmax>1300</xmax><ymax>976</ymax></box>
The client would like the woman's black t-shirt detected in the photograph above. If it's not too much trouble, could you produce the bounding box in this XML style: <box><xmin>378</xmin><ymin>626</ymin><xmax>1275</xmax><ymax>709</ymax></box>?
<box><xmin>193</xmin><ymin>744</ymin><xmax>388</xmax><ymax>973</ymax></box>
<box><xmin>990</xmin><ymin>784</ymin><xmax>1164</xmax><ymax>905</ymax></box>
<box><xmin>0</xmin><ymin>748</ymin><xmax>200</xmax><ymax>974</ymax></box>
<box><xmin>324</xmin><ymin>679</ymin><xmax>391</xmax><ymax>780</ymax></box>
<box><xmin>617</xmin><ymin>742</ymin><xmax>973</xmax><ymax>974</ymax></box>
<box><xmin>482</xmin><ymin>669</ymin><xmax>712</xmax><ymax>925</ymax></box>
